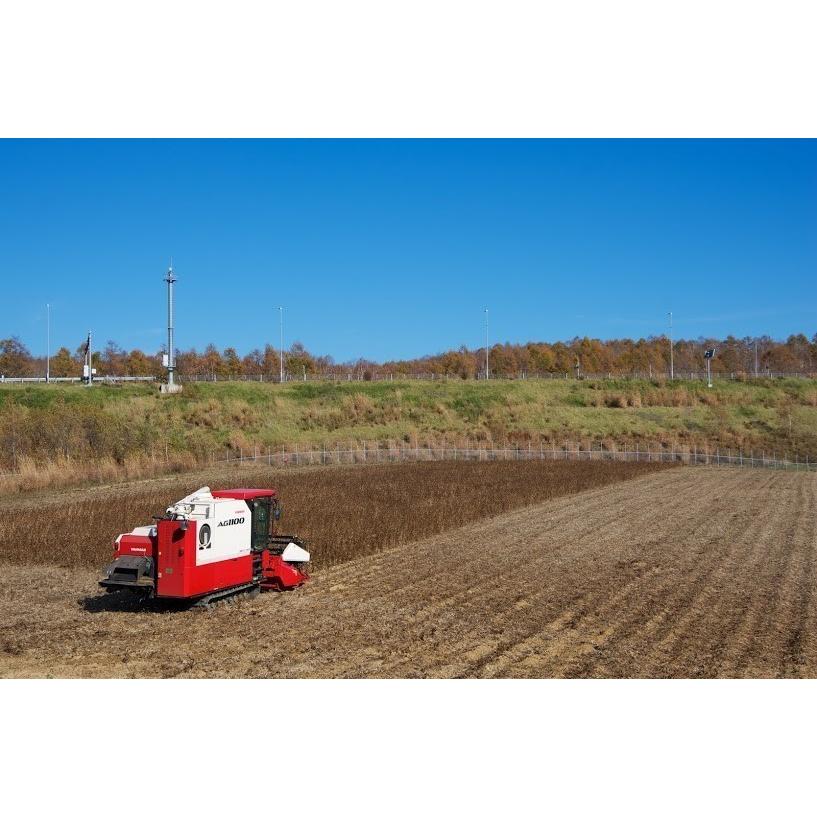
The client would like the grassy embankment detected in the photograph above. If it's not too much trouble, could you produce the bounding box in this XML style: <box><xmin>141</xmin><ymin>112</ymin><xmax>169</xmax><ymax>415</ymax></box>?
<box><xmin>1</xmin><ymin>377</ymin><xmax>816</xmax><ymax>490</ymax></box>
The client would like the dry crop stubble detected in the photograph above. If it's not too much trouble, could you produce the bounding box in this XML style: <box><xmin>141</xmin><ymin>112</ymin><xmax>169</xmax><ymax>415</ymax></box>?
<box><xmin>0</xmin><ymin>459</ymin><xmax>670</xmax><ymax>570</ymax></box>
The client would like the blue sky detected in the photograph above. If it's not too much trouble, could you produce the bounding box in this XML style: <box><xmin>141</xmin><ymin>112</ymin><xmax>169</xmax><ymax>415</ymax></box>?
<box><xmin>1</xmin><ymin>139</ymin><xmax>815</xmax><ymax>362</ymax></box>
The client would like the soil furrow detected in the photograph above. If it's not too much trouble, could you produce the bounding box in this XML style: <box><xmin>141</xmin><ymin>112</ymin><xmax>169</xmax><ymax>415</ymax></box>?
<box><xmin>1</xmin><ymin>466</ymin><xmax>814</xmax><ymax>678</ymax></box>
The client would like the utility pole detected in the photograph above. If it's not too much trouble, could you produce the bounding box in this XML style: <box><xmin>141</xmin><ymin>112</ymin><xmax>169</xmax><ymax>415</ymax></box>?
<box><xmin>484</xmin><ymin>308</ymin><xmax>489</xmax><ymax>380</ymax></box>
<box><xmin>754</xmin><ymin>339</ymin><xmax>759</xmax><ymax>377</ymax></box>
<box><xmin>279</xmin><ymin>306</ymin><xmax>284</xmax><ymax>383</ymax></box>
<box><xmin>668</xmin><ymin>311</ymin><xmax>674</xmax><ymax>380</ymax></box>
<box><xmin>46</xmin><ymin>303</ymin><xmax>50</xmax><ymax>383</ymax></box>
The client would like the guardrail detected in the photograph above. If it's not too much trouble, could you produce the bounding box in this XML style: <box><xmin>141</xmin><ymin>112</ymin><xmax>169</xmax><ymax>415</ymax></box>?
<box><xmin>0</xmin><ymin>376</ymin><xmax>156</xmax><ymax>384</ymax></box>
<box><xmin>1</xmin><ymin>372</ymin><xmax>813</xmax><ymax>385</ymax></box>
<box><xmin>177</xmin><ymin>371</ymin><xmax>816</xmax><ymax>383</ymax></box>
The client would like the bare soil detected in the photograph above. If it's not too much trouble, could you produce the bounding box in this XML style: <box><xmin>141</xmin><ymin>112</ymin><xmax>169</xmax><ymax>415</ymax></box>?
<box><xmin>1</xmin><ymin>466</ymin><xmax>815</xmax><ymax>678</ymax></box>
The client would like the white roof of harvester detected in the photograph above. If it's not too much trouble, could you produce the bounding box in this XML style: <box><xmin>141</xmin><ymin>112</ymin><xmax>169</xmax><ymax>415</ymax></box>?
<box><xmin>167</xmin><ymin>486</ymin><xmax>240</xmax><ymax>519</ymax></box>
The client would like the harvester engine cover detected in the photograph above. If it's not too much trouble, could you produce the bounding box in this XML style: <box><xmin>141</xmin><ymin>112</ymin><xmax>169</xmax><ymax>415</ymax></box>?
<box><xmin>99</xmin><ymin>487</ymin><xmax>309</xmax><ymax>604</ymax></box>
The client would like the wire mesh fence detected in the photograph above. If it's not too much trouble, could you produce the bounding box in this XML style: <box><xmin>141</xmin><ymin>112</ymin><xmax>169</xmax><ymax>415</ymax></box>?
<box><xmin>1</xmin><ymin>439</ymin><xmax>814</xmax><ymax>484</ymax></box>
<box><xmin>210</xmin><ymin>441</ymin><xmax>817</xmax><ymax>472</ymax></box>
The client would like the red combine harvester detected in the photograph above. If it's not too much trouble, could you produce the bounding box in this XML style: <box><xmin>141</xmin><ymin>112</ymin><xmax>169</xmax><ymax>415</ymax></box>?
<box><xmin>99</xmin><ymin>486</ymin><xmax>309</xmax><ymax>605</ymax></box>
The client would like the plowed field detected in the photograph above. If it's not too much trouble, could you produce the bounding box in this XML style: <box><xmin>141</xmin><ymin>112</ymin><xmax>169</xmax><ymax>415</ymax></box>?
<box><xmin>1</xmin><ymin>466</ymin><xmax>815</xmax><ymax>678</ymax></box>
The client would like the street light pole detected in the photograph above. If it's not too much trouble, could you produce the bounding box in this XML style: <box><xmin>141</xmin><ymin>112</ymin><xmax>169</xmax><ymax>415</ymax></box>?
<box><xmin>484</xmin><ymin>308</ymin><xmax>489</xmax><ymax>380</ymax></box>
<box><xmin>279</xmin><ymin>306</ymin><xmax>284</xmax><ymax>383</ymax></box>
<box><xmin>46</xmin><ymin>303</ymin><xmax>50</xmax><ymax>383</ymax></box>
<box><xmin>668</xmin><ymin>311</ymin><xmax>674</xmax><ymax>380</ymax></box>
<box><xmin>165</xmin><ymin>261</ymin><xmax>176</xmax><ymax>388</ymax></box>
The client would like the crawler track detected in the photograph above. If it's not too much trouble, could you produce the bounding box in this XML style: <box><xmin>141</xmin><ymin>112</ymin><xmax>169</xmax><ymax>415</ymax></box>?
<box><xmin>1</xmin><ymin>467</ymin><xmax>815</xmax><ymax>678</ymax></box>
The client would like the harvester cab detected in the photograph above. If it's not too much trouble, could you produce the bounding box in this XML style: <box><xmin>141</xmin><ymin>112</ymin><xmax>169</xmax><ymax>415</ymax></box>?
<box><xmin>100</xmin><ymin>487</ymin><xmax>309</xmax><ymax>606</ymax></box>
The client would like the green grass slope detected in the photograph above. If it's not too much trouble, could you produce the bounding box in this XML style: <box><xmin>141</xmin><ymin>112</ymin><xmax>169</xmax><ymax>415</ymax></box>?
<box><xmin>2</xmin><ymin>377</ymin><xmax>817</xmax><ymax>471</ymax></box>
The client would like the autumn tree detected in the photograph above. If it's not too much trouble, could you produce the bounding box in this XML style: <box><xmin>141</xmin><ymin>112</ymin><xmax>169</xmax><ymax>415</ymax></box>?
<box><xmin>0</xmin><ymin>337</ymin><xmax>34</xmax><ymax>377</ymax></box>
<box><xmin>50</xmin><ymin>347</ymin><xmax>78</xmax><ymax>377</ymax></box>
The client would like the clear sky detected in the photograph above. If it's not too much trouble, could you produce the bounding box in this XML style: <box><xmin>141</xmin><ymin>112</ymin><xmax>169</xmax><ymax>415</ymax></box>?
<box><xmin>1</xmin><ymin>139</ymin><xmax>815</xmax><ymax>362</ymax></box>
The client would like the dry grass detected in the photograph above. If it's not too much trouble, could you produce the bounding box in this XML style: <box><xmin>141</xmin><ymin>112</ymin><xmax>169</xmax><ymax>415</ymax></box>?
<box><xmin>4</xmin><ymin>378</ymin><xmax>817</xmax><ymax>487</ymax></box>
<box><xmin>2</xmin><ymin>452</ymin><xmax>200</xmax><ymax>494</ymax></box>
<box><xmin>0</xmin><ymin>459</ymin><xmax>670</xmax><ymax>570</ymax></box>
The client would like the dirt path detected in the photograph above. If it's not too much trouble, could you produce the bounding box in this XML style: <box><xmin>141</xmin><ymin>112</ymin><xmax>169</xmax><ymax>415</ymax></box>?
<box><xmin>1</xmin><ymin>466</ymin><xmax>815</xmax><ymax>678</ymax></box>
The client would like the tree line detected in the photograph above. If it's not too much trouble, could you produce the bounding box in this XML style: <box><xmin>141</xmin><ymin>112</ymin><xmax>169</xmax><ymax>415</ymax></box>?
<box><xmin>1</xmin><ymin>333</ymin><xmax>816</xmax><ymax>380</ymax></box>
